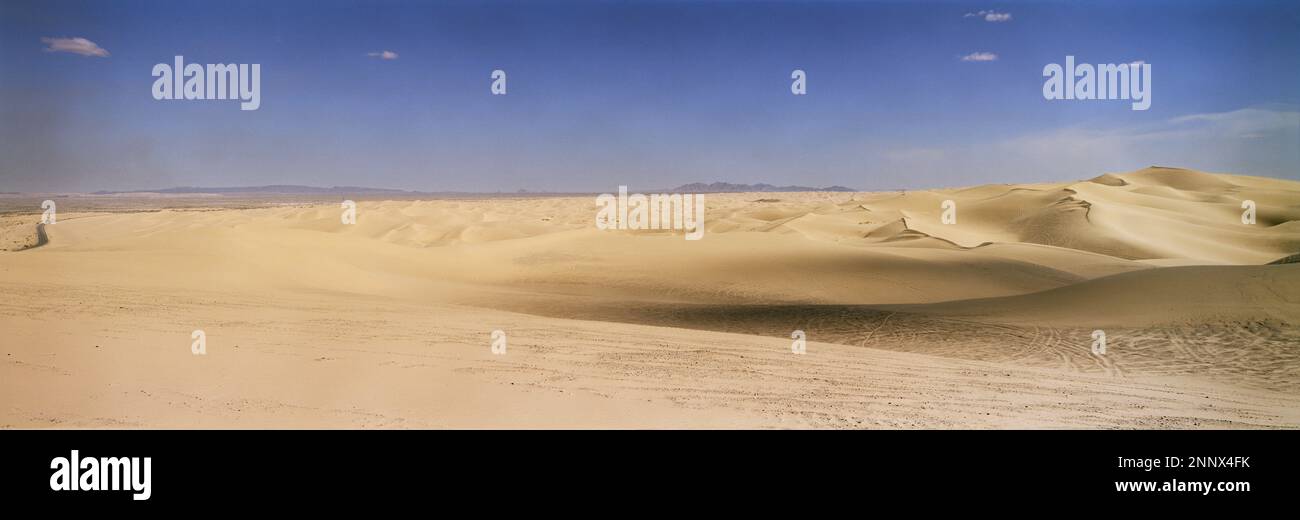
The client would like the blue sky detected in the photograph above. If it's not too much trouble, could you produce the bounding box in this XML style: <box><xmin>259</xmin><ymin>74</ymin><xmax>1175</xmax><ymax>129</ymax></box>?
<box><xmin>1</xmin><ymin>0</ymin><xmax>1297</xmax><ymax>192</ymax></box>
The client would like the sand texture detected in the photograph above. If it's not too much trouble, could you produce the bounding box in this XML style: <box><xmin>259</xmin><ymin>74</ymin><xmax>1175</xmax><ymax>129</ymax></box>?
<box><xmin>2</xmin><ymin>167</ymin><xmax>1298</xmax><ymax>428</ymax></box>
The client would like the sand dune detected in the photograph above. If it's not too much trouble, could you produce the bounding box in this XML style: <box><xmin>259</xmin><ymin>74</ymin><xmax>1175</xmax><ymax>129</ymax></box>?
<box><xmin>2</xmin><ymin>167</ymin><xmax>1299</xmax><ymax>428</ymax></box>
<box><xmin>0</xmin><ymin>214</ymin><xmax>42</xmax><ymax>251</ymax></box>
<box><xmin>909</xmin><ymin>264</ymin><xmax>1300</xmax><ymax>327</ymax></box>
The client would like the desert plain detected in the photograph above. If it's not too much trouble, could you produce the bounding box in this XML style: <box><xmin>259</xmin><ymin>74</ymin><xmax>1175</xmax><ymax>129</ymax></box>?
<box><xmin>1</xmin><ymin>166</ymin><xmax>1298</xmax><ymax>428</ymax></box>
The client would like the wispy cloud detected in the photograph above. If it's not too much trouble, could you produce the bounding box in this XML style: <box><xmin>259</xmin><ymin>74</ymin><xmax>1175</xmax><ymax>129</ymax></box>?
<box><xmin>367</xmin><ymin>50</ymin><xmax>399</xmax><ymax>60</ymax></box>
<box><xmin>40</xmin><ymin>37</ymin><xmax>109</xmax><ymax>57</ymax></box>
<box><xmin>964</xmin><ymin>10</ymin><xmax>1012</xmax><ymax>22</ymax></box>
<box><xmin>1165</xmin><ymin>107</ymin><xmax>1300</xmax><ymax>139</ymax></box>
<box><xmin>872</xmin><ymin>107</ymin><xmax>1300</xmax><ymax>185</ymax></box>
<box><xmin>960</xmin><ymin>52</ymin><xmax>998</xmax><ymax>62</ymax></box>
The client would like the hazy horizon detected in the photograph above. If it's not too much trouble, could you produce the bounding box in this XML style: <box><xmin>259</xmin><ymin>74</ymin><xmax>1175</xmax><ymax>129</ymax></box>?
<box><xmin>0</xmin><ymin>165</ymin><xmax>1284</xmax><ymax>196</ymax></box>
<box><xmin>4</xmin><ymin>179</ymin><xmax>862</xmax><ymax>195</ymax></box>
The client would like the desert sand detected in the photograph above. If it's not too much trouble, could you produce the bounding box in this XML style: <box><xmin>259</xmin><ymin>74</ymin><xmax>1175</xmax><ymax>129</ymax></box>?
<box><xmin>2</xmin><ymin>166</ymin><xmax>1298</xmax><ymax>428</ymax></box>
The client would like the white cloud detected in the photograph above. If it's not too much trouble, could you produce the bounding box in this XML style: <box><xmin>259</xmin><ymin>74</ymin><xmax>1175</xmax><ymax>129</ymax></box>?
<box><xmin>367</xmin><ymin>50</ymin><xmax>399</xmax><ymax>60</ymax></box>
<box><xmin>960</xmin><ymin>52</ymin><xmax>998</xmax><ymax>62</ymax></box>
<box><xmin>964</xmin><ymin>10</ymin><xmax>1012</xmax><ymax>22</ymax></box>
<box><xmin>40</xmin><ymin>37</ymin><xmax>109</xmax><ymax>57</ymax></box>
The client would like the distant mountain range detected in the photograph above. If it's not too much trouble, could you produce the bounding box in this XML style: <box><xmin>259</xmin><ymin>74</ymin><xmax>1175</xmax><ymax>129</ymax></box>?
<box><xmin>665</xmin><ymin>182</ymin><xmax>855</xmax><ymax>193</ymax></box>
<box><xmin>94</xmin><ymin>185</ymin><xmax>412</xmax><ymax>195</ymax></box>
<box><xmin>90</xmin><ymin>182</ymin><xmax>857</xmax><ymax>196</ymax></box>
